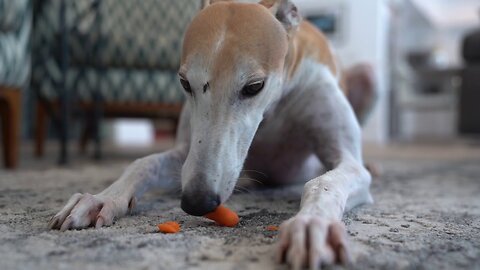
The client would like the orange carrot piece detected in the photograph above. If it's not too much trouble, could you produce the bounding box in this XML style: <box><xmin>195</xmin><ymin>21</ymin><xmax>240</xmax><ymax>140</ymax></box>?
<box><xmin>266</xmin><ymin>225</ymin><xmax>279</xmax><ymax>231</ymax></box>
<box><xmin>157</xmin><ymin>221</ymin><xmax>181</xmax><ymax>234</ymax></box>
<box><xmin>204</xmin><ymin>205</ymin><xmax>239</xmax><ymax>227</ymax></box>
<box><xmin>163</xmin><ymin>221</ymin><xmax>180</xmax><ymax>231</ymax></box>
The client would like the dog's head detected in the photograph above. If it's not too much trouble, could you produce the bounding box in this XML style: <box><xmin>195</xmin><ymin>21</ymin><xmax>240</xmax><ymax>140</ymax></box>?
<box><xmin>179</xmin><ymin>0</ymin><xmax>300</xmax><ymax>216</ymax></box>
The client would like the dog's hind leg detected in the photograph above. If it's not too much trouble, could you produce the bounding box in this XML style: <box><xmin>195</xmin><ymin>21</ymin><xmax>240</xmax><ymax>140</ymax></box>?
<box><xmin>344</xmin><ymin>63</ymin><xmax>378</xmax><ymax>126</ymax></box>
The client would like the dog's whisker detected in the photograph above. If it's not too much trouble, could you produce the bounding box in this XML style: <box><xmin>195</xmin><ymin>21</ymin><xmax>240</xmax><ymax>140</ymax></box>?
<box><xmin>239</xmin><ymin>176</ymin><xmax>263</xmax><ymax>183</ymax></box>
<box><xmin>238</xmin><ymin>177</ymin><xmax>264</xmax><ymax>185</ymax></box>
<box><xmin>238</xmin><ymin>178</ymin><xmax>263</xmax><ymax>184</ymax></box>
<box><xmin>234</xmin><ymin>186</ymin><xmax>252</xmax><ymax>195</ymax></box>
<box><xmin>241</xmin><ymin>169</ymin><xmax>268</xmax><ymax>177</ymax></box>
<box><xmin>233</xmin><ymin>187</ymin><xmax>248</xmax><ymax>194</ymax></box>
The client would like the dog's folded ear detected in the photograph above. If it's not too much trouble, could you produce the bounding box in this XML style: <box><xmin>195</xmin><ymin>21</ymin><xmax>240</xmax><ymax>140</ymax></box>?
<box><xmin>259</xmin><ymin>0</ymin><xmax>301</xmax><ymax>31</ymax></box>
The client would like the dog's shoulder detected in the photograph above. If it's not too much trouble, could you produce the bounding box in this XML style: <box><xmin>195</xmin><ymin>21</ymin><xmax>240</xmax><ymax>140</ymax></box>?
<box><xmin>286</xmin><ymin>21</ymin><xmax>339</xmax><ymax>82</ymax></box>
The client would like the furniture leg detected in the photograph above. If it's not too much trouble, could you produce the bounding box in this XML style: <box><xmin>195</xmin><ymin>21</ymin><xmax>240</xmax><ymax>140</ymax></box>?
<box><xmin>79</xmin><ymin>110</ymin><xmax>93</xmax><ymax>155</ymax></box>
<box><xmin>35</xmin><ymin>101</ymin><xmax>47</xmax><ymax>157</ymax></box>
<box><xmin>92</xmin><ymin>93</ymin><xmax>103</xmax><ymax>160</ymax></box>
<box><xmin>0</xmin><ymin>88</ymin><xmax>21</xmax><ymax>169</ymax></box>
<box><xmin>58</xmin><ymin>0</ymin><xmax>69</xmax><ymax>165</ymax></box>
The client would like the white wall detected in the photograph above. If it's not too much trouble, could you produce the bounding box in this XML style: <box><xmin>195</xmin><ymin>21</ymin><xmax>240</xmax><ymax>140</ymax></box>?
<box><xmin>399</xmin><ymin>0</ymin><xmax>480</xmax><ymax>66</ymax></box>
<box><xmin>294</xmin><ymin>0</ymin><xmax>391</xmax><ymax>143</ymax></box>
<box><xmin>411</xmin><ymin>0</ymin><xmax>480</xmax><ymax>29</ymax></box>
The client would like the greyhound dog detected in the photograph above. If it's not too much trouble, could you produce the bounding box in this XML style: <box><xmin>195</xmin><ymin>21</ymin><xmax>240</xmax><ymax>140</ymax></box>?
<box><xmin>49</xmin><ymin>0</ymin><xmax>376</xmax><ymax>269</ymax></box>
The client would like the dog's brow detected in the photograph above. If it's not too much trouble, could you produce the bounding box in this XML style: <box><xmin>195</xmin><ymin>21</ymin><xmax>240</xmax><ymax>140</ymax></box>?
<box><xmin>244</xmin><ymin>72</ymin><xmax>266</xmax><ymax>84</ymax></box>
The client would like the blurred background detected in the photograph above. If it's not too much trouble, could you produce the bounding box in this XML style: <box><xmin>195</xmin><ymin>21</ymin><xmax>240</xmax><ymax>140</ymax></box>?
<box><xmin>1</xmin><ymin>0</ymin><xmax>480</xmax><ymax>170</ymax></box>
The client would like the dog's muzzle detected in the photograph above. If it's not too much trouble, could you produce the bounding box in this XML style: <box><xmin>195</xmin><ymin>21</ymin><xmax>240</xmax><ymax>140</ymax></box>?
<box><xmin>181</xmin><ymin>177</ymin><xmax>220</xmax><ymax>216</ymax></box>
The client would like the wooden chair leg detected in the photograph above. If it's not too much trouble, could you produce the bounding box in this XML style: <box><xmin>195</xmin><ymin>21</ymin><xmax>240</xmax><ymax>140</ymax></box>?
<box><xmin>0</xmin><ymin>88</ymin><xmax>21</xmax><ymax>169</ymax></box>
<box><xmin>79</xmin><ymin>113</ymin><xmax>93</xmax><ymax>155</ymax></box>
<box><xmin>172</xmin><ymin>117</ymin><xmax>179</xmax><ymax>137</ymax></box>
<box><xmin>35</xmin><ymin>101</ymin><xmax>47</xmax><ymax>158</ymax></box>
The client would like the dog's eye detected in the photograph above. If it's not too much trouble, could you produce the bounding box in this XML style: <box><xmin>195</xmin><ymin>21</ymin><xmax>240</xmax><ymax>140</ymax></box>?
<box><xmin>180</xmin><ymin>78</ymin><xmax>192</xmax><ymax>94</ymax></box>
<box><xmin>241</xmin><ymin>80</ymin><xmax>265</xmax><ymax>97</ymax></box>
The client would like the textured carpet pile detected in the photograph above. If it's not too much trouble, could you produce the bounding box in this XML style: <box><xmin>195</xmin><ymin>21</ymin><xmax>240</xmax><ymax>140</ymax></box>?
<box><xmin>1</xmin><ymin>156</ymin><xmax>479</xmax><ymax>269</ymax></box>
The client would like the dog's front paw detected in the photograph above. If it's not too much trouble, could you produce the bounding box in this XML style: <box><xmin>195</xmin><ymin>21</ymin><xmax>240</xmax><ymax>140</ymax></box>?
<box><xmin>48</xmin><ymin>193</ymin><xmax>134</xmax><ymax>231</ymax></box>
<box><xmin>277</xmin><ymin>215</ymin><xmax>351</xmax><ymax>270</ymax></box>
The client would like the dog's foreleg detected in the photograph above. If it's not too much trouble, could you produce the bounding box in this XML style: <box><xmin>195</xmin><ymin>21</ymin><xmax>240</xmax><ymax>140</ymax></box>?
<box><xmin>278</xmin><ymin>153</ymin><xmax>372</xmax><ymax>269</ymax></box>
<box><xmin>278</xmin><ymin>66</ymin><xmax>373</xmax><ymax>270</ymax></box>
<box><xmin>49</xmin><ymin>106</ymin><xmax>193</xmax><ymax>231</ymax></box>
<box><xmin>48</xmin><ymin>146</ymin><xmax>188</xmax><ymax>231</ymax></box>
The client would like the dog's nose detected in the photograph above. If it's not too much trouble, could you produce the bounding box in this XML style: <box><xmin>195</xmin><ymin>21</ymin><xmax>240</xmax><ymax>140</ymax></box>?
<box><xmin>181</xmin><ymin>188</ymin><xmax>220</xmax><ymax>216</ymax></box>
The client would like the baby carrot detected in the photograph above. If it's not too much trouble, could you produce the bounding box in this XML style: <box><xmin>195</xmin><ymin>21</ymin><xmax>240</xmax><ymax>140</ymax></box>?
<box><xmin>266</xmin><ymin>225</ymin><xmax>279</xmax><ymax>231</ymax></box>
<box><xmin>157</xmin><ymin>221</ymin><xmax>181</xmax><ymax>233</ymax></box>
<box><xmin>204</xmin><ymin>205</ymin><xmax>239</xmax><ymax>227</ymax></box>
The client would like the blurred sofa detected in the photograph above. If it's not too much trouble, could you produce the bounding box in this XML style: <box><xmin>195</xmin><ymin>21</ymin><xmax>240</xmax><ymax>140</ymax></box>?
<box><xmin>32</xmin><ymin>0</ymin><xmax>200</xmax><ymax>160</ymax></box>
<box><xmin>460</xmin><ymin>28</ymin><xmax>480</xmax><ymax>134</ymax></box>
<box><xmin>0</xmin><ymin>0</ymin><xmax>31</xmax><ymax>169</ymax></box>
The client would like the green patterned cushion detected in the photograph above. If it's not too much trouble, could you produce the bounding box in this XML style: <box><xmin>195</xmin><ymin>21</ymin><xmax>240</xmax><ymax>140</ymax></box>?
<box><xmin>34</xmin><ymin>58</ymin><xmax>185</xmax><ymax>103</ymax></box>
<box><xmin>32</xmin><ymin>0</ymin><xmax>198</xmax><ymax>103</ymax></box>
<box><xmin>0</xmin><ymin>0</ymin><xmax>31</xmax><ymax>88</ymax></box>
<box><xmin>33</xmin><ymin>0</ymin><xmax>200</xmax><ymax>70</ymax></box>
<box><xmin>32</xmin><ymin>0</ymin><xmax>100</xmax><ymax>68</ymax></box>
<box><xmin>75</xmin><ymin>0</ymin><xmax>201</xmax><ymax>70</ymax></box>
<box><xmin>0</xmin><ymin>0</ymin><xmax>28</xmax><ymax>32</ymax></box>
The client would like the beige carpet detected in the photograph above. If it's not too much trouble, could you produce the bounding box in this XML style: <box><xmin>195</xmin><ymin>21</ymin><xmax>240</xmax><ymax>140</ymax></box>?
<box><xmin>1</xmin><ymin>142</ymin><xmax>480</xmax><ymax>269</ymax></box>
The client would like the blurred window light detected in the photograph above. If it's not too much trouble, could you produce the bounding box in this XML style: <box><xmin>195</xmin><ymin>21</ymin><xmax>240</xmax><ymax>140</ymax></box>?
<box><xmin>113</xmin><ymin>119</ymin><xmax>154</xmax><ymax>148</ymax></box>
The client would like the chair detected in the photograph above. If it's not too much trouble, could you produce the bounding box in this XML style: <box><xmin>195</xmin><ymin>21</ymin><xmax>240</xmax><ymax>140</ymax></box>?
<box><xmin>0</xmin><ymin>0</ymin><xmax>31</xmax><ymax>169</ymax></box>
<box><xmin>460</xmin><ymin>28</ymin><xmax>480</xmax><ymax>134</ymax></box>
<box><xmin>32</xmin><ymin>0</ymin><xmax>200</xmax><ymax>162</ymax></box>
